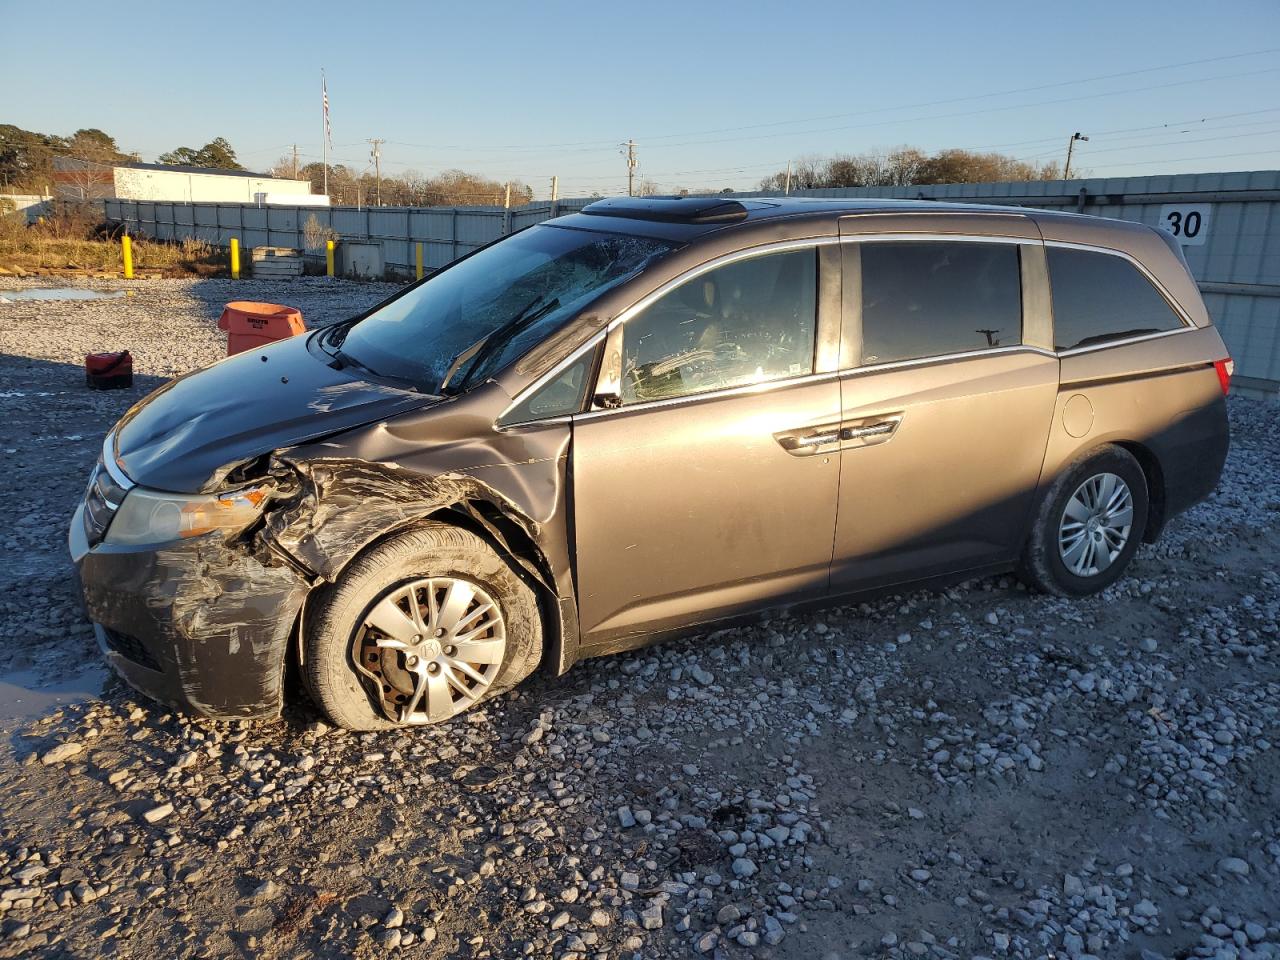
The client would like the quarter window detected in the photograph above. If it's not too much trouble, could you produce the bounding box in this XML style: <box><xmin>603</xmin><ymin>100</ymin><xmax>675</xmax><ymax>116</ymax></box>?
<box><xmin>498</xmin><ymin>349</ymin><xmax>597</xmax><ymax>425</ymax></box>
<box><xmin>859</xmin><ymin>241</ymin><xmax>1023</xmax><ymax>365</ymax></box>
<box><xmin>1047</xmin><ymin>247</ymin><xmax>1185</xmax><ymax>351</ymax></box>
<box><xmin>620</xmin><ymin>248</ymin><xmax>817</xmax><ymax>404</ymax></box>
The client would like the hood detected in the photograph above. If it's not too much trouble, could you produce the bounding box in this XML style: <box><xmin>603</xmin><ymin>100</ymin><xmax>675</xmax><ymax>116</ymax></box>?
<box><xmin>114</xmin><ymin>332</ymin><xmax>436</xmax><ymax>492</ymax></box>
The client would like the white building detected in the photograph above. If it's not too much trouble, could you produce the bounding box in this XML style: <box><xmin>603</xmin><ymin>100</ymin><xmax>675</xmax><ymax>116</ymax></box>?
<box><xmin>53</xmin><ymin>158</ymin><xmax>321</xmax><ymax>204</ymax></box>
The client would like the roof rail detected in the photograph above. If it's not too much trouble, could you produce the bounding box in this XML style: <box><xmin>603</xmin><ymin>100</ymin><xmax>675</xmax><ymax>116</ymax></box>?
<box><xmin>580</xmin><ymin>197</ymin><xmax>749</xmax><ymax>225</ymax></box>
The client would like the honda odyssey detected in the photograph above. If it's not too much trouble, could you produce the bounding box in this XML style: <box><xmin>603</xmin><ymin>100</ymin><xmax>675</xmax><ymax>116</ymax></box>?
<box><xmin>71</xmin><ymin>197</ymin><xmax>1231</xmax><ymax>729</ymax></box>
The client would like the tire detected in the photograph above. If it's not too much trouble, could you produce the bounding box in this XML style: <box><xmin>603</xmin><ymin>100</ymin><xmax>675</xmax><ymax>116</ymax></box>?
<box><xmin>303</xmin><ymin>523</ymin><xmax>542</xmax><ymax>730</ymax></box>
<box><xmin>1018</xmin><ymin>445</ymin><xmax>1149</xmax><ymax>598</ymax></box>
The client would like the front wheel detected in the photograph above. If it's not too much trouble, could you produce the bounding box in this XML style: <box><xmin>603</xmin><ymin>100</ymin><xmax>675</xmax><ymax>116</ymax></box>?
<box><xmin>303</xmin><ymin>523</ymin><xmax>542</xmax><ymax>730</ymax></box>
<box><xmin>1018</xmin><ymin>445</ymin><xmax>1149</xmax><ymax>597</ymax></box>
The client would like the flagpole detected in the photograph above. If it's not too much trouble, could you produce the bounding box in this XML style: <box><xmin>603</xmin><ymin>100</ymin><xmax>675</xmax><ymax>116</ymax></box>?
<box><xmin>321</xmin><ymin>70</ymin><xmax>328</xmax><ymax>199</ymax></box>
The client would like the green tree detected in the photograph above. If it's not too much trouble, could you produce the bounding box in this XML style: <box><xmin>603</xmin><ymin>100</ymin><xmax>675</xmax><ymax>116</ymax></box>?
<box><xmin>64</xmin><ymin>128</ymin><xmax>128</xmax><ymax>162</ymax></box>
<box><xmin>158</xmin><ymin>137</ymin><xmax>243</xmax><ymax>170</ymax></box>
<box><xmin>0</xmin><ymin>125</ymin><xmax>131</xmax><ymax>192</ymax></box>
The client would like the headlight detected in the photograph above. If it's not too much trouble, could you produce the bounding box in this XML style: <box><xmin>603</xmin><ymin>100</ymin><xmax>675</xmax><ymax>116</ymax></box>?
<box><xmin>104</xmin><ymin>486</ymin><xmax>270</xmax><ymax>547</ymax></box>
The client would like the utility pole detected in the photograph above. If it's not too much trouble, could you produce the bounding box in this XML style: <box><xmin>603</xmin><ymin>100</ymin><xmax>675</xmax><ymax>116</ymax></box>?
<box><xmin>621</xmin><ymin>139</ymin><xmax>637</xmax><ymax>197</ymax></box>
<box><xmin>784</xmin><ymin>160</ymin><xmax>792</xmax><ymax>196</ymax></box>
<box><xmin>367</xmin><ymin>138</ymin><xmax>384</xmax><ymax>206</ymax></box>
<box><xmin>1063</xmin><ymin>131</ymin><xmax>1089</xmax><ymax>179</ymax></box>
<box><xmin>291</xmin><ymin>144</ymin><xmax>299</xmax><ymax>179</ymax></box>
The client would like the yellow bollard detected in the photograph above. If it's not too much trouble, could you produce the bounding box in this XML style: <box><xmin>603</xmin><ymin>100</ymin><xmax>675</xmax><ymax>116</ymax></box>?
<box><xmin>326</xmin><ymin>239</ymin><xmax>335</xmax><ymax>277</ymax></box>
<box><xmin>415</xmin><ymin>242</ymin><xmax>424</xmax><ymax>280</ymax></box>
<box><xmin>230</xmin><ymin>237</ymin><xmax>240</xmax><ymax>280</ymax></box>
<box><xmin>122</xmin><ymin>235</ymin><xmax>134</xmax><ymax>279</ymax></box>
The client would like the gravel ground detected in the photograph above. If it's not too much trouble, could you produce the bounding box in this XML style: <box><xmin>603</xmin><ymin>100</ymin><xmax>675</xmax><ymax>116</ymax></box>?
<box><xmin>0</xmin><ymin>277</ymin><xmax>1277</xmax><ymax>960</ymax></box>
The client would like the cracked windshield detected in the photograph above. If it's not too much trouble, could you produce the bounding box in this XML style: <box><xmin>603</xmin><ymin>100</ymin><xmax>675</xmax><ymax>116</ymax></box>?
<box><xmin>335</xmin><ymin>226</ymin><xmax>674</xmax><ymax>393</ymax></box>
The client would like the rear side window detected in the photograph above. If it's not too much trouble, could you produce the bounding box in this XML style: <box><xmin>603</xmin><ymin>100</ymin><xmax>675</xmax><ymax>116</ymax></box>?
<box><xmin>1047</xmin><ymin>247</ymin><xmax>1185</xmax><ymax>351</ymax></box>
<box><xmin>860</xmin><ymin>242</ymin><xmax>1022</xmax><ymax>365</ymax></box>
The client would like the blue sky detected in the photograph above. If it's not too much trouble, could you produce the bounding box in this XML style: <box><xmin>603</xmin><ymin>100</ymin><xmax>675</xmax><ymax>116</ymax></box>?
<box><xmin>3</xmin><ymin>0</ymin><xmax>1278</xmax><ymax>197</ymax></box>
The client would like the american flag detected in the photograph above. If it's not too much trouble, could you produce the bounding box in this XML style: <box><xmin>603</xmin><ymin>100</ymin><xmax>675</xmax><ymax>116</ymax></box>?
<box><xmin>322</xmin><ymin>75</ymin><xmax>332</xmax><ymax>149</ymax></box>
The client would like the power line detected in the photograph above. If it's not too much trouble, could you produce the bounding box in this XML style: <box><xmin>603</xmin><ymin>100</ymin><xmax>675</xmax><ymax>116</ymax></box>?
<box><xmin>638</xmin><ymin>67</ymin><xmax>1280</xmax><ymax>151</ymax></box>
<box><xmin>1086</xmin><ymin>148</ymin><xmax>1280</xmax><ymax>169</ymax></box>
<box><xmin>376</xmin><ymin>48</ymin><xmax>1280</xmax><ymax>155</ymax></box>
<box><xmin>1021</xmin><ymin>126</ymin><xmax>1280</xmax><ymax>165</ymax></box>
<box><xmin>634</xmin><ymin>48</ymin><xmax>1280</xmax><ymax>144</ymax></box>
<box><xmin>965</xmin><ymin>107</ymin><xmax>1280</xmax><ymax>152</ymax></box>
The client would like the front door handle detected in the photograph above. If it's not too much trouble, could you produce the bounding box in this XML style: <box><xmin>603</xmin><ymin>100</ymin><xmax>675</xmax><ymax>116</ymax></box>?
<box><xmin>792</xmin><ymin>430</ymin><xmax>841</xmax><ymax>447</ymax></box>
<box><xmin>775</xmin><ymin>426</ymin><xmax>842</xmax><ymax>456</ymax></box>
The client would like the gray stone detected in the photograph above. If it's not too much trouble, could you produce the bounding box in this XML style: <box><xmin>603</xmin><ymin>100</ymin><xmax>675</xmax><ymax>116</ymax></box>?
<box><xmin>1217</xmin><ymin>857</ymin><xmax>1250</xmax><ymax>876</ymax></box>
<box><xmin>142</xmin><ymin>803</ymin><xmax>174</xmax><ymax>824</ymax></box>
<box><xmin>40</xmin><ymin>742</ymin><xmax>83</xmax><ymax>765</ymax></box>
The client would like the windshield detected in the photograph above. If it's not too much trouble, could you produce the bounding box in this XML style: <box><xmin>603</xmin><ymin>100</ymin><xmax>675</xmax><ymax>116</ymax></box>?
<box><xmin>332</xmin><ymin>225</ymin><xmax>676</xmax><ymax>393</ymax></box>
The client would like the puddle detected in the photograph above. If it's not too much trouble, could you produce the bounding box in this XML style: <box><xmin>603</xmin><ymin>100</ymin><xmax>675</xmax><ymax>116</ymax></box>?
<box><xmin>0</xmin><ymin>666</ymin><xmax>106</xmax><ymax>733</ymax></box>
<box><xmin>0</xmin><ymin>288</ymin><xmax>125</xmax><ymax>302</ymax></box>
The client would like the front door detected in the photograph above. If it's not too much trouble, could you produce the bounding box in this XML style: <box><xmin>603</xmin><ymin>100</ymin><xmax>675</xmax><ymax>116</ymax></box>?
<box><xmin>571</xmin><ymin>244</ymin><xmax>842</xmax><ymax>648</ymax></box>
<box><xmin>831</xmin><ymin>236</ymin><xmax>1059</xmax><ymax>591</ymax></box>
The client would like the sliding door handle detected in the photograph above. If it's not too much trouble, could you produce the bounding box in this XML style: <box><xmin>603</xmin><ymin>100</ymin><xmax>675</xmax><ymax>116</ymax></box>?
<box><xmin>840</xmin><ymin>414</ymin><xmax>902</xmax><ymax>447</ymax></box>
<box><xmin>842</xmin><ymin>422</ymin><xmax>896</xmax><ymax>441</ymax></box>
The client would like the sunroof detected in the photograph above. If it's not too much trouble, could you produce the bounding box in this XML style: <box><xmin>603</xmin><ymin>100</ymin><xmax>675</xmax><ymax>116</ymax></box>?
<box><xmin>580</xmin><ymin>197</ymin><xmax>751</xmax><ymax>224</ymax></box>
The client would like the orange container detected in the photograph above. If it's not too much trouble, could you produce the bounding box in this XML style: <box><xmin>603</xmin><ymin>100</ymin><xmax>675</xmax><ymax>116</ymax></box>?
<box><xmin>217</xmin><ymin>301</ymin><xmax>305</xmax><ymax>356</ymax></box>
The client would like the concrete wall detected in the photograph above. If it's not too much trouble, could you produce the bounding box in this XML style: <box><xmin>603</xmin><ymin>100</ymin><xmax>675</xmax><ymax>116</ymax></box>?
<box><xmin>104</xmin><ymin>170</ymin><xmax>1280</xmax><ymax>398</ymax></box>
<box><xmin>111</xmin><ymin>168</ymin><xmax>313</xmax><ymax>204</ymax></box>
<box><xmin>0</xmin><ymin>194</ymin><xmax>53</xmax><ymax>222</ymax></box>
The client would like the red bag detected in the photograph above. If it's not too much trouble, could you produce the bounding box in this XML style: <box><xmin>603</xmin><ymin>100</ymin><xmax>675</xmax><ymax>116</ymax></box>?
<box><xmin>85</xmin><ymin>351</ymin><xmax>133</xmax><ymax>390</ymax></box>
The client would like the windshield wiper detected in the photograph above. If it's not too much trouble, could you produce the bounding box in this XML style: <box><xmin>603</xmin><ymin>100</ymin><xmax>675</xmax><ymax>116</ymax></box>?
<box><xmin>314</xmin><ymin>320</ymin><xmax>410</xmax><ymax>386</ymax></box>
<box><xmin>441</xmin><ymin>295</ymin><xmax>561</xmax><ymax>393</ymax></box>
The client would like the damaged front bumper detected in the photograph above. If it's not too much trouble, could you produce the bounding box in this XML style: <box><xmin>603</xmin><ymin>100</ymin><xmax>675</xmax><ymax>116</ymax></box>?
<box><xmin>70</xmin><ymin>501</ymin><xmax>309</xmax><ymax>720</ymax></box>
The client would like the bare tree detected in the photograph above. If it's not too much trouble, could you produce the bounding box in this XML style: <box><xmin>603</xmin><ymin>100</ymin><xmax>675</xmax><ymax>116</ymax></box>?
<box><xmin>52</xmin><ymin>157</ymin><xmax>115</xmax><ymax>200</ymax></box>
<box><xmin>761</xmin><ymin>146</ymin><xmax>1060</xmax><ymax>190</ymax></box>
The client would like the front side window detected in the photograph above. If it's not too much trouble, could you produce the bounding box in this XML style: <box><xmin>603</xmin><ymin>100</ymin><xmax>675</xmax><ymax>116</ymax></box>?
<box><xmin>328</xmin><ymin>225</ymin><xmax>674</xmax><ymax>394</ymax></box>
<box><xmin>860</xmin><ymin>241</ymin><xmax>1023</xmax><ymax>365</ymax></box>
<box><xmin>1047</xmin><ymin>247</ymin><xmax>1186</xmax><ymax>351</ymax></box>
<box><xmin>620</xmin><ymin>248</ymin><xmax>817</xmax><ymax>404</ymax></box>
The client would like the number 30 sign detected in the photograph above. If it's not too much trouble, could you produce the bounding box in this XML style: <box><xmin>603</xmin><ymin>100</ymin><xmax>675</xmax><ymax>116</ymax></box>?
<box><xmin>1157</xmin><ymin>204</ymin><xmax>1211</xmax><ymax>246</ymax></box>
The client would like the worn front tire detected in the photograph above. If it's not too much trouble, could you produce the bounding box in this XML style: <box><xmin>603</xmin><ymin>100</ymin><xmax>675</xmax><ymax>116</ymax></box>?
<box><xmin>303</xmin><ymin>523</ymin><xmax>542</xmax><ymax>730</ymax></box>
<box><xmin>1018</xmin><ymin>445</ymin><xmax>1149</xmax><ymax>598</ymax></box>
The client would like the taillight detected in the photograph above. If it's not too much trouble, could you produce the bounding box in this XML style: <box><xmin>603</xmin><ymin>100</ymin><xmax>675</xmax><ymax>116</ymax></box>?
<box><xmin>1213</xmin><ymin>358</ymin><xmax>1234</xmax><ymax>396</ymax></box>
